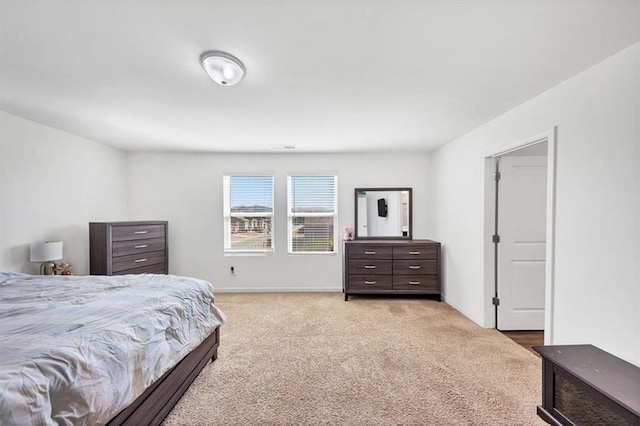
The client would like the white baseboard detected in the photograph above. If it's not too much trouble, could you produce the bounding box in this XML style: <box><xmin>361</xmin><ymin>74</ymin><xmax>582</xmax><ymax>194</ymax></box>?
<box><xmin>214</xmin><ymin>287</ymin><xmax>343</xmax><ymax>293</ymax></box>
<box><xmin>443</xmin><ymin>296</ymin><xmax>487</xmax><ymax>328</ymax></box>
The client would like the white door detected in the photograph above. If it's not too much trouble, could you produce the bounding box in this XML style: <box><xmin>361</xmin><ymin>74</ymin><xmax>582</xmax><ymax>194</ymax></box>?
<box><xmin>357</xmin><ymin>195</ymin><xmax>368</xmax><ymax>237</ymax></box>
<box><xmin>497</xmin><ymin>156</ymin><xmax>547</xmax><ymax>330</ymax></box>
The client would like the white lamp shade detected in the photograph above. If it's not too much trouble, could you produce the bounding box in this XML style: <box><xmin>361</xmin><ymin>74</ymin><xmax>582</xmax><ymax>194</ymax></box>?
<box><xmin>30</xmin><ymin>241</ymin><xmax>63</xmax><ymax>262</ymax></box>
<box><xmin>201</xmin><ymin>51</ymin><xmax>245</xmax><ymax>86</ymax></box>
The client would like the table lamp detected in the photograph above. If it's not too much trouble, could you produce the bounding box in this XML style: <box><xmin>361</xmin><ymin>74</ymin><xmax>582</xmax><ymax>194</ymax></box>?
<box><xmin>30</xmin><ymin>241</ymin><xmax>64</xmax><ymax>275</ymax></box>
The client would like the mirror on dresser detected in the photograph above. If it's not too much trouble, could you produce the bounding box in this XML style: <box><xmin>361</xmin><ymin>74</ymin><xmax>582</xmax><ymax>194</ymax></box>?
<box><xmin>354</xmin><ymin>188</ymin><xmax>412</xmax><ymax>239</ymax></box>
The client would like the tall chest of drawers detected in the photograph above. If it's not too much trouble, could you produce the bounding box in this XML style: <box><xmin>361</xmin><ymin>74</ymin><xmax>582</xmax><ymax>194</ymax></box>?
<box><xmin>89</xmin><ymin>221</ymin><xmax>168</xmax><ymax>275</ymax></box>
<box><xmin>343</xmin><ymin>239</ymin><xmax>441</xmax><ymax>301</ymax></box>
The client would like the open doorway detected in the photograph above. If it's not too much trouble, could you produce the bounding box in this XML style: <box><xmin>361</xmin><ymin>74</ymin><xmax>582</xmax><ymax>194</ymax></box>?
<box><xmin>483</xmin><ymin>128</ymin><xmax>557</xmax><ymax>345</ymax></box>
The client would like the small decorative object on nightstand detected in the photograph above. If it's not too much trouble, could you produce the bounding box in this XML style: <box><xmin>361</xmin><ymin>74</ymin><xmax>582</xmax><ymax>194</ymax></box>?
<box><xmin>30</xmin><ymin>241</ymin><xmax>64</xmax><ymax>275</ymax></box>
<box><xmin>55</xmin><ymin>262</ymin><xmax>73</xmax><ymax>275</ymax></box>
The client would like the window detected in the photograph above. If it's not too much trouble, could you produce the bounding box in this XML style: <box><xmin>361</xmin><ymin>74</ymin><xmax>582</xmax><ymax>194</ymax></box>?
<box><xmin>223</xmin><ymin>175</ymin><xmax>274</xmax><ymax>254</ymax></box>
<box><xmin>287</xmin><ymin>175</ymin><xmax>337</xmax><ymax>253</ymax></box>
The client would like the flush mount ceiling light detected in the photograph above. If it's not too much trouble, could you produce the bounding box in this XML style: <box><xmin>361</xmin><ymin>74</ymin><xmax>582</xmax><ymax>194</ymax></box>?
<box><xmin>201</xmin><ymin>51</ymin><xmax>245</xmax><ymax>86</ymax></box>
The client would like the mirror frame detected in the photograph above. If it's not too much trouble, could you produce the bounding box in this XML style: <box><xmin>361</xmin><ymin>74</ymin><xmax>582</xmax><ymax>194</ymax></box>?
<box><xmin>354</xmin><ymin>187</ymin><xmax>413</xmax><ymax>240</ymax></box>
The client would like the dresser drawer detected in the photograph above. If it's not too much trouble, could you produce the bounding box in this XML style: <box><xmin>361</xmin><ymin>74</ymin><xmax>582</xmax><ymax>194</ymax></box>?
<box><xmin>112</xmin><ymin>250</ymin><xmax>166</xmax><ymax>273</ymax></box>
<box><xmin>112</xmin><ymin>237</ymin><xmax>165</xmax><ymax>257</ymax></box>
<box><xmin>393</xmin><ymin>275</ymin><xmax>438</xmax><ymax>292</ymax></box>
<box><xmin>393</xmin><ymin>245</ymin><xmax>437</xmax><ymax>260</ymax></box>
<box><xmin>112</xmin><ymin>224</ymin><xmax>166</xmax><ymax>242</ymax></box>
<box><xmin>347</xmin><ymin>245</ymin><xmax>392</xmax><ymax>259</ymax></box>
<box><xmin>348</xmin><ymin>259</ymin><xmax>392</xmax><ymax>275</ymax></box>
<box><xmin>112</xmin><ymin>262</ymin><xmax>167</xmax><ymax>275</ymax></box>
<box><xmin>348</xmin><ymin>275</ymin><xmax>392</xmax><ymax>290</ymax></box>
<box><xmin>393</xmin><ymin>259</ymin><xmax>438</xmax><ymax>275</ymax></box>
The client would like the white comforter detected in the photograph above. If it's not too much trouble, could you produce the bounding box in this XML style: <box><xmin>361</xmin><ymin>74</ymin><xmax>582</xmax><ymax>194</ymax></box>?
<box><xmin>0</xmin><ymin>272</ymin><xmax>226</xmax><ymax>425</ymax></box>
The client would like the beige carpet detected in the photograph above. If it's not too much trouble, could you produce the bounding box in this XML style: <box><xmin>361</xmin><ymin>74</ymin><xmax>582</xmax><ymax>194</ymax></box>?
<box><xmin>164</xmin><ymin>293</ymin><xmax>545</xmax><ymax>425</ymax></box>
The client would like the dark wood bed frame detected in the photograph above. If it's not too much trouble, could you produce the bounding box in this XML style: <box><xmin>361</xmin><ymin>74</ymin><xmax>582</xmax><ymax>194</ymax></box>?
<box><xmin>107</xmin><ymin>327</ymin><xmax>220</xmax><ymax>425</ymax></box>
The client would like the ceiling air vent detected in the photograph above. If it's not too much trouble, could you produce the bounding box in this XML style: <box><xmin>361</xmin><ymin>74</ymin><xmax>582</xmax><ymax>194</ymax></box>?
<box><xmin>270</xmin><ymin>145</ymin><xmax>296</xmax><ymax>150</ymax></box>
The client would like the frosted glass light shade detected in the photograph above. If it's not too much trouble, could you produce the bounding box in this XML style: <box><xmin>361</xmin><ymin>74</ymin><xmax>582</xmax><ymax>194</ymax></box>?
<box><xmin>201</xmin><ymin>51</ymin><xmax>245</xmax><ymax>86</ymax></box>
<box><xmin>30</xmin><ymin>241</ymin><xmax>63</xmax><ymax>262</ymax></box>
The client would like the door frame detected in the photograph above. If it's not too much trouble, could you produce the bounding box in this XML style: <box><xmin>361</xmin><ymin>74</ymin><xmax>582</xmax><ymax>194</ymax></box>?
<box><xmin>482</xmin><ymin>127</ymin><xmax>557</xmax><ymax>344</ymax></box>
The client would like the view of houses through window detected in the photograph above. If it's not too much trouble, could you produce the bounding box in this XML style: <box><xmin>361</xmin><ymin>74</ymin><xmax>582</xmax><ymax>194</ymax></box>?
<box><xmin>223</xmin><ymin>175</ymin><xmax>274</xmax><ymax>253</ymax></box>
<box><xmin>224</xmin><ymin>174</ymin><xmax>337</xmax><ymax>254</ymax></box>
<box><xmin>288</xmin><ymin>175</ymin><xmax>337</xmax><ymax>253</ymax></box>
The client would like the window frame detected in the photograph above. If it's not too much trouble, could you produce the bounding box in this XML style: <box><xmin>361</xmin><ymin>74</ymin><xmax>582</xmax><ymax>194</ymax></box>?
<box><xmin>223</xmin><ymin>174</ymin><xmax>275</xmax><ymax>256</ymax></box>
<box><xmin>287</xmin><ymin>174</ymin><xmax>338</xmax><ymax>255</ymax></box>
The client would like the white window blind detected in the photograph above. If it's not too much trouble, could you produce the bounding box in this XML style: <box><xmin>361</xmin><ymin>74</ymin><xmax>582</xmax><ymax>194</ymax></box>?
<box><xmin>223</xmin><ymin>175</ymin><xmax>274</xmax><ymax>253</ymax></box>
<box><xmin>287</xmin><ymin>175</ymin><xmax>337</xmax><ymax>253</ymax></box>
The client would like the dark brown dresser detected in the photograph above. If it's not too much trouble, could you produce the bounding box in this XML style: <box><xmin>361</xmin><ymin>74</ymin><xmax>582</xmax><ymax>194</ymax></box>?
<box><xmin>343</xmin><ymin>239</ymin><xmax>441</xmax><ymax>301</ymax></box>
<box><xmin>89</xmin><ymin>221</ymin><xmax>168</xmax><ymax>275</ymax></box>
<box><xmin>533</xmin><ymin>344</ymin><xmax>640</xmax><ymax>426</ymax></box>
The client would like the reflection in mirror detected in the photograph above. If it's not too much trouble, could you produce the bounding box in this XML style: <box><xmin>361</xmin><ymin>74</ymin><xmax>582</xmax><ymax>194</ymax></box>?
<box><xmin>354</xmin><ymin>188</ymin><xmax>412</xmax><ymax>239</ymax></box>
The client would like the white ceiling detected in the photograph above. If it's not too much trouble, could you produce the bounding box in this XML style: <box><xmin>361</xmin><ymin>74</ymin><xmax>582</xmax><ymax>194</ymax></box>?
<box><xmin>1</xmin><ymin>1</ymin><xmax>638</xmax><ymax>153</ymax></box>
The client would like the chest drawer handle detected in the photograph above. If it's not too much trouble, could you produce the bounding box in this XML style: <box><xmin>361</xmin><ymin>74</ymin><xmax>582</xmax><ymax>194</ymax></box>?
<box><xmin>364</xmin><ymin>280</ymin><xmax>377</xmax><ymax>285</ymax></box>
<box><xmin>134</xmin><ymin>258</ymin><xmax>148</xmax><ymax>263</ymax></box>
<box><xmin>134</xmin><ymin>230</ymin><xmax>148</xmax><ymax>234</ymax></box>
<box><xmin>364</xmin><ymin>265</ymin><xmax>376</xmax><ymax>269</ymax></box>
<box><xmin>364</xmin><ymin>251</ymin><xmax>376</xmax><ymax>255</ymax></box>
<box><xmin>409</xmin><ymin>251</ymin><xmax>421</xmax><ymax>255</ymax></box>
<box><xmin>134</xmin><ymin>244</ymin><xmax>148</xmax><ymax>249</ymax></box>
<box><xmin>409</xmin><ymin>281</ymin><xmax>421</xmax><ymax>285</ymax></box>
<box><xmin>409</xmin><ymin>265</ymin><xmax>421</xmax><ymax>269</ymax></box>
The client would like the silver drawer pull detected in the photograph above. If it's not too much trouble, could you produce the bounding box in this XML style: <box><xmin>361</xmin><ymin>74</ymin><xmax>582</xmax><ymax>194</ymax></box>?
<box><xmin>409</xmin><ymin>281</ymin><xmax>421</xmax><ymax>285</ymax></box>
<box><xmin>409</xmin><ymin>265</ymin><xmax>421</xmax><ymax>269</ymax></box>
<box><xmin>134</xmin><ymin>244</ymin><xmax>148</xmax><ymax>249</ymax></box>
<box><xmin>364</xmin><ymin>265</ymin><xmax>376</xmax><ymax>269</ymax></box>
<box><xmin>364</xmin><ymin>280</ymin><xmax>377</xmax><ymax>285</ymax></box>
<box><xmin>364</xmin><ymin>251</ymin><xmax>376</xmax><ymax>255</ymax></box>
<box><xmin>409</xmin><ymin>251</ymin><xmax>421</xmax><ymax>255</ymax></box>
<box><xmin>134</xmin><ymin>258</ymin><xmax>148</xmax><ymax>263</ymax></box>
<box><xmin>134</xmin><ymin>230</ymin><xmax>148</xmax><ymax>234</ymax></box>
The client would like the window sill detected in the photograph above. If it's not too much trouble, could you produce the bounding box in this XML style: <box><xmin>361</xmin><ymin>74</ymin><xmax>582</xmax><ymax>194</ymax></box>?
<box><xmin>224</xmin><ymin>251</ymin><xmax>274</xmax><ymax>257</ymax></box>
<box><xmin>287</xmin><ymin>251</ymin><xmax>337</xmax><ymax>256</ymax></box>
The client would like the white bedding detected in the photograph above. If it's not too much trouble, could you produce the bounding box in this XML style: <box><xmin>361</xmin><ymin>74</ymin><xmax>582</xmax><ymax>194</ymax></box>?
<box><xmin>0</xmin><ymin>272</ymin><xmax>226</xmax><ymax>425</ymax></box>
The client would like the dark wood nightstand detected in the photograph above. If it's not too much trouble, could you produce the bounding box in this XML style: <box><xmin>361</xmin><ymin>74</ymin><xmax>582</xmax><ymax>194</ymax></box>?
<box><xmin>533</xmin><ymin>344</ymin><xmax>640</xmax><ymax>425</ymax></box>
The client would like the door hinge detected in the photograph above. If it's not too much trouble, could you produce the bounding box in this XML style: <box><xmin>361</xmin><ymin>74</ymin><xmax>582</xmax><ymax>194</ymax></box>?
<box><xmin>492</xmin><ymin>297</ymin><xmax>500</xmax><ymax>306</ymax></box>
<box><xmin>492</xmin><ymin>234</ymin><xmax>500</xmax><ymax>243</ymax></box>
<box><xmin>494</xmin><ymin>171</ymin><xmax>501</xmax><ymax>181</ymax></box>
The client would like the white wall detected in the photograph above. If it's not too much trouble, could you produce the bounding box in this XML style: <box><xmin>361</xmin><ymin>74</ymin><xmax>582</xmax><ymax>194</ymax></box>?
<box><xmin>0</xmin><ymin>112</ymin><xmax>128</xmax><ymax>274</ymax></box>
<box><xmin>127</xmin><ymin>152</ymin><xmax>431</xmax><ymax>291</ymax></box>
<box><xmin>430</xmin><ymin>43</ymin><xmax>640</xmax><ymax>365</ymax></box>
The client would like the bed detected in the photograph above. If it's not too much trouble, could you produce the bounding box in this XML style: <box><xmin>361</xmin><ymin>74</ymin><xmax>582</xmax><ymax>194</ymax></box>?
<box><xmin>0</xmin><ymin>272</ymin><xmax>226</xmax><ymax>425</ymax></box>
